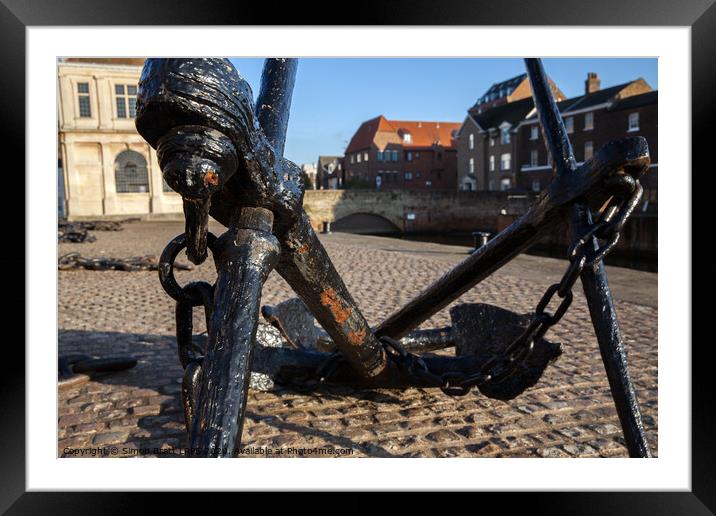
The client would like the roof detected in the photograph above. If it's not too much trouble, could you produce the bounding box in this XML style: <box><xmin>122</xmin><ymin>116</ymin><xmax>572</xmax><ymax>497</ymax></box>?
<box><xmin>561</xmin><ymin>82</ymin><xmax>632</xmax><ymax>112</ymax></box>
<box><xmin>345</xmin><ymin>116</ymin><xmax>389</xmax><ymax>154</ymax></box>
<box><xmin>479</xmin><ymin>74</ymin><xmax>527</xmax><ymax>101</ymax></box>
<box><xmin>345</xmin><ymin>115</ymin><xmax>461</xmax><ymax>153</ymax></box>
<box><xmin>524</xmin><ymin>81</ymin><xmax>656</xmax><ymax>120</ymax></box>
<box><xmin>610</xmin><ymin>90</ymin><xmax>658</xmax><ymax>111</ymax></box>
<box><xmin>471</xmin><ymin>97</ymin><xmax>536</xmax><ymax>130</ymax></box>
<box><xmin>317</xmin><ymin>155</ymin><xmax>343</xmax><ymax>164</ymax></box>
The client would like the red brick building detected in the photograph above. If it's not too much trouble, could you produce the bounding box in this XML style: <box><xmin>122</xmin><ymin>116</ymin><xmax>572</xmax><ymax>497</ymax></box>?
<box><xmin>456</xmin><ymin>72</ymin><xmax>657</xmax><ymax>208</ymax></box>
<box><xmin>516</xmin><ymin>75</ymin><xmax>657</xmax><ymax>205</ymax></box>
<box><xmin>344</xmin><ymin>116</ymin><xmax>461</xmax><ymax>190</ymax></box>
<box><xmin>456</xmin><ymin>73</ymin><xmax>564</xmax><ymax>191</ymax></box>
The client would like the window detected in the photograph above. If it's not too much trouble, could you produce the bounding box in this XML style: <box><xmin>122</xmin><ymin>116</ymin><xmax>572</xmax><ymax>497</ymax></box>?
<box><xmin>530</xmin><ymin>150</ymin><xmax>539</xmax><ymax>167</ymax></box>
<box><xmin>115</xmin><ymin>84</ymin><xmax>137</xmax><ymax>118</ymax></box>
<box><xmin>489</xmin><ymin>155</ymin><xmax>495</xmax><ymax>172</ymax></box>
<box><xmin>77</xmin><ymin>82</ymin><xmax>91</xmax><ymax>117</ymax></box>
<box><xmin>464</xmin><ymin>182</ymin><xmax>473</xmax><ymax>191</ymax></box>
<box><xmin>489</xmin><ymin>138</ymin><xmax>495</xmax><ymax>147</ymax></box>
<box><xmin>500</xmin><ymin>127</ymin><xmax>511</xmax><ymax>145</ymax></box>
<box><xmin>500</xmin><ymin>153</ymin><xmax>511</xmax><ymax>171</ymax></box>
<box><xmin>377</xmin><ymin>150</ymin><xmax>383</xmax><ymax>161</ymax></box>
<box><xmin>469</xmin><ymin>133</ymin><xmax>475</xmax><ymax>149</ymax></box>
<box><xmin>406</xmin><ymin>151</ymin><xmax>413</xmax><ymax>162</ymax></box>
<box><xmin>584</xmin><ymin>141</ymin><xmax>594</xmax><ymax>160</ymax></box>
<box><xmin>403</xmin><ymin>133</ymin><xmax>412</xmax><ymax>144</ymax></box>
<box><xmin>392</xmin><ymin>150</ymin><xmax>398</xmax><ymax>162</ymax></box>
<box><xmin>532</xmin><ymin>180</ymin><xmax>541</xmax><ymax>192</ymax></box>
<box><xmin>500</xmin><ymin>178</ymin><xmax>512</xmax><ymax>191</ymax></box>
<box><xmin>469</xmin><ymin>157</ymin><xmax>475</xmax><ymax>174</ymax></box>
<box><xmin>357</xmin><ymin>153</ymin><xmax>362</xmax><ymax>163</ymax></box>
<box><xmin>628</xmin><ymin>112</ymin><xmax>640</xmax><ymax>131</ymax></box>
<box><xmin>584</xmin><ymin>112</ymin><xmax>594</xmax><ymax>131</ymax></box>
<box><xmin>115</xmin><ymin>150</ymin><xmax>149</xmax><ymax>193</ymax></box>
<box><xmin>404</xmin><ymin>172</ymin><xmax>413</xmax><ymax>181</ymax></box>
<box><xmin>530</xmin><ymin>126</ymin><xmax>539</xmax><ymax>140</ymax></box>
<box><xmin>564</xmin><ymin>117</ymin><xmax>574</xmax><ymax>134</ymax></box>
<box><xmin>363</xmin><ymin>152</ymin><xmax>369</xmax><ymax>162</ymax></box>
<box><xmin>425</xmin><ymin>181</ymin><xmax>432</xmax><ymax>187</ymax></box>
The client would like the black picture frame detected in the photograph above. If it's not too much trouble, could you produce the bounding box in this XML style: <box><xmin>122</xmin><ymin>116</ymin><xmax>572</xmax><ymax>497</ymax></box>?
<box><xmin>2</xmin><ymin>0</ymin><xmax>711</xmax><ymax>512</ymax></box>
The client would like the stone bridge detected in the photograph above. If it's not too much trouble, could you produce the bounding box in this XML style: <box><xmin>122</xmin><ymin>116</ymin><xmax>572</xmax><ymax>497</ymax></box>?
<box><xmin>302</xmin><ymin>190</ymin><xmax>536</xmax><ymax>234</ymax></box>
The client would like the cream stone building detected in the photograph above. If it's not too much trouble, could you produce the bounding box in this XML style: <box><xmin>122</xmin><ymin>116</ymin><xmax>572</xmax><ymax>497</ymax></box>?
<box><xmin>58</xmin><ymin>58</ymin><xmax>182</xmax><ymax>219</ymax></box>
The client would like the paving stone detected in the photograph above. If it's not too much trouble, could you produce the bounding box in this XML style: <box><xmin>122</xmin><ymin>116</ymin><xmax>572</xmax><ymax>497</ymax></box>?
<box><xmin>93</xmin><ymin>431</ymin><xmax>129</xmax><ymax>445</ymax></box>
<box><xmin>58</xmin><ymin>221</ymin><xmax>658</xmax><ymax>458</ymax></box>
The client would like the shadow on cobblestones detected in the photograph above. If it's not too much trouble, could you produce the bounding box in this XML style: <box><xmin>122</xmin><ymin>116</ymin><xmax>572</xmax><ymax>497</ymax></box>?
<box><xmin>58</xmin><ymin>325</ymin><xmax>657</xmax><ymax>458</ymax></box>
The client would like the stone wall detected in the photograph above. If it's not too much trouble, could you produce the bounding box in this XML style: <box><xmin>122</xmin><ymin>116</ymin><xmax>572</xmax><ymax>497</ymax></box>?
<box><xmin>302</xmin><ymin>189</ymin><xmax>535</xmax><ymax>233</ymax></box>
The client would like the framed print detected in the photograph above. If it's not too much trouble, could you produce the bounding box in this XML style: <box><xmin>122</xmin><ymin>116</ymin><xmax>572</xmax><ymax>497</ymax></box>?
<box><xmin>2</xmin><ymin>0</ymin><xmax>712</xmax><ymax>512</ymax></box>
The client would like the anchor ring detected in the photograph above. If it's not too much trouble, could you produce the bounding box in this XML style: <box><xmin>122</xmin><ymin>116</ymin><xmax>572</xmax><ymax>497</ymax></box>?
<box><xmin>159</xmin><ymin>232</ymin><xmax>218</xmax><ymax>303</ymax></box>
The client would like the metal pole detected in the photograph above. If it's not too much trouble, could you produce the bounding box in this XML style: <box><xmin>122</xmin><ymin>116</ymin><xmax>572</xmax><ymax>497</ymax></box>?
<box><xmin>524</xmin><ymin>57</ymin><xmax>651</xmax><ymax>457</ymax></box>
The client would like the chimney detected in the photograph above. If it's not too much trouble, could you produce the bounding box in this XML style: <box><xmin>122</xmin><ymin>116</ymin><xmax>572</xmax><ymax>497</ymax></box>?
<box><xmin>585</xmin><ymin>72</ymin><xmax>601</xmax><ymax>94</ymax></box>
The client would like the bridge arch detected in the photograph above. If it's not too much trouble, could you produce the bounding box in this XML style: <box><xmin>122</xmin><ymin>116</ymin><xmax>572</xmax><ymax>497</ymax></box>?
<box><xmin>331</xmin><ymin>212</ymin><xmax>401</xmax><ymax>234</ymax></box>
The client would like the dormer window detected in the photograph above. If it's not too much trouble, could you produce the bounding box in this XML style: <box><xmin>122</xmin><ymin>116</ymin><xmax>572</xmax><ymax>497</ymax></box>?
<box><xmin>500</xmin><ymin>126</ymin><xmax>511</xmax><ymax>145</ymax></box>
<box><xmin>403</xmin><ymin>132</ymin><xmax>412</xmax><ymax>144</ymax></box>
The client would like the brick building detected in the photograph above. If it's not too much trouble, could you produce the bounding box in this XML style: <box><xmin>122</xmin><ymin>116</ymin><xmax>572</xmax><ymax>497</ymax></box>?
<box><xmin>516</xmin><ymin>75</ymin><xmax>657</xmax><ymax>204</ymax></box>
<box><xmin>456</xmin><ymin>74</ymin><xmax>564</xmax><ymax>191</ymax></box>
<box><xmin>343</xmin><ymin>116</ymin><xmax>461</xmax><ymax>190</ymax></box>
<box><xmin>316</xmin><ymin>155</ymin><xmax>345</xmax><ymax>190</ymax></box>
<box><xmin>457</xmin><ymin>73</ymin><xmax>657</xmax><ymax>205</ymax></box>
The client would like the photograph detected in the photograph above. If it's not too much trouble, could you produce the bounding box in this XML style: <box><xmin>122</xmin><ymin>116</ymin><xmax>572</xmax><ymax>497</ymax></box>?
<box><xmin>56</xmin><ymin>56</ymin><xmax>659</xmax><ymax>459</ymax></box>
<box><xmin>4</xmin><ymin>7</ymin><xmax>705</xmax><ymax>506</ymax></box>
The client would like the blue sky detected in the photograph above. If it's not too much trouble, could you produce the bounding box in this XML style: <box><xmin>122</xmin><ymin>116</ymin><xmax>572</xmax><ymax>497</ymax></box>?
<box><xmin>228</xmin><ymin>58</ymin><xmax>657</xmax><ymax>166</ymax></box>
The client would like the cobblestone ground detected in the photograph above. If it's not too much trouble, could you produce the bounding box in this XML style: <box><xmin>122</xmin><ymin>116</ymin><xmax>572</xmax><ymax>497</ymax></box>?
<box><xmin>58</xmin><ymin>221</ymin><xmax>658</xmax><ymax>458</ymax></box>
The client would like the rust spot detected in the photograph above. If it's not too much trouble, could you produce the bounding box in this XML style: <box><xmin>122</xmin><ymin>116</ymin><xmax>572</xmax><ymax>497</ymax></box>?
<box><xmin>320</xmin><ymin>288</ymin><xmax>351</xmax><ymax>324</ymax></box>
<box><xmin>296</xmin><ymin>243</ymin><xmax>309</xmax><ymax>254</ymax></box>
<box><xmin>203</xmin><ymin>169</ymin><xmax>220</xmax><ymax>186</ymax></box>
<box><xmin>347</xmin><ymin>327</ymin><xmax>366</xmax><ymax>346</ymax></box>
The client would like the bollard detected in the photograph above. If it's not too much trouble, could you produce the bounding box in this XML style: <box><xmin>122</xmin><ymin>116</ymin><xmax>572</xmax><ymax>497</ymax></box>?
<box><xmin>322</xmin><ymin>221</ymin><xmax>332</xmax><ymax>234</ymax></box>
<box><xmin>469</xmin><ymin>231</ymin><xmax>490</xmax><ymax>254</ymax></box>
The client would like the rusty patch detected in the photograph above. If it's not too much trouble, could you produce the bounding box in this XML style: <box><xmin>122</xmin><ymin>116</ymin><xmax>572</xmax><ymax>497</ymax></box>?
<box><xmin>347</xmin><ymin>327</ymin><xmax>366</xmax><ymax>346</ymax></box>
<box><xmin>320</xmin><ymin>288</ymin><xmax>351</xmax><ymax>324</ymax></box>
<box><xmin>203</xmin><ymin>169</ymin><xmax>220</xmax><ymax>186</ymax></box>
<box><xmin>296</xmin><ymin>243</ymin><xmax>309</xmax><ymax>254</ymax></box>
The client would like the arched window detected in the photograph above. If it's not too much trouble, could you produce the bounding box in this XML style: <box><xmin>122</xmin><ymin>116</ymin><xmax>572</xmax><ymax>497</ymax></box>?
<box><xmin>115</xmin><ymin>150</ymin><xmax>149</xmax><ymax>193</ymax></box>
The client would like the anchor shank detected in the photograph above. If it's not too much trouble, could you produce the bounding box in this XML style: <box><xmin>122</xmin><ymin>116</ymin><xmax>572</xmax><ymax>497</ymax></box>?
<box><xmin>571</xmin><ymin>205</ymin><xmax>652</xmax><ymax>457</ymax></box>
<box><xmin>255</xmin><ymin>58</ymin><xmax>298</xmax><ymax>157</ymax></box>
<box><xmin>189</xmin><ymin>207</ymin><xmax>279</xmax><ymax>457</ymax></box>
<box><xmin>525</xmin><ymin>57</ymin><xmax>652</xmax><ymax>457</ymax></box>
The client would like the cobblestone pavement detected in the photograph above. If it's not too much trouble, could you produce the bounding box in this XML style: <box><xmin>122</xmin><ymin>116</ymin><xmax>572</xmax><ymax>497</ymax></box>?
<box><xmin>58</xmin><ymin>221</ymin><xmax>658</xmax><ymax>458</ymax></box>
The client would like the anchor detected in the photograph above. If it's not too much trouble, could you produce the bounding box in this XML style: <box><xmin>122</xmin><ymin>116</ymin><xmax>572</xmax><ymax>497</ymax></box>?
<box><xmin>135</xmin><ymin>57</ymin><xmax>653</xmax><ymax>457</ymax></box>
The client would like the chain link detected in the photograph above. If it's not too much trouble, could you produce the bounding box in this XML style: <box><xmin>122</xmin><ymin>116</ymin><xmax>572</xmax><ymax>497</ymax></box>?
<box><xmin>380</xmin><ymin>178</ymin><xmax>643</xmax><ymax>397</ymax></box>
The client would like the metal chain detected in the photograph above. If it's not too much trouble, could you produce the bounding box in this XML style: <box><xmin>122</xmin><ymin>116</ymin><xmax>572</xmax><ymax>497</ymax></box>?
<box><xmin>59</xmin><ymin>252</ymin><xmax>193</xmax><ymax>272</ymax></box>
<box><xmin>381</xmin><ymin>178</ymin><xmax>643</xmax><ymax>397</ymax></box>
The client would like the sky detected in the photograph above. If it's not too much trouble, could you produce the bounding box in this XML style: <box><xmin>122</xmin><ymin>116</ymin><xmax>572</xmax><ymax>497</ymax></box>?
<box><xmin>228</xmin><ymin>58</ymin><xmax>657</xmax><ymax>166</ymax></box>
